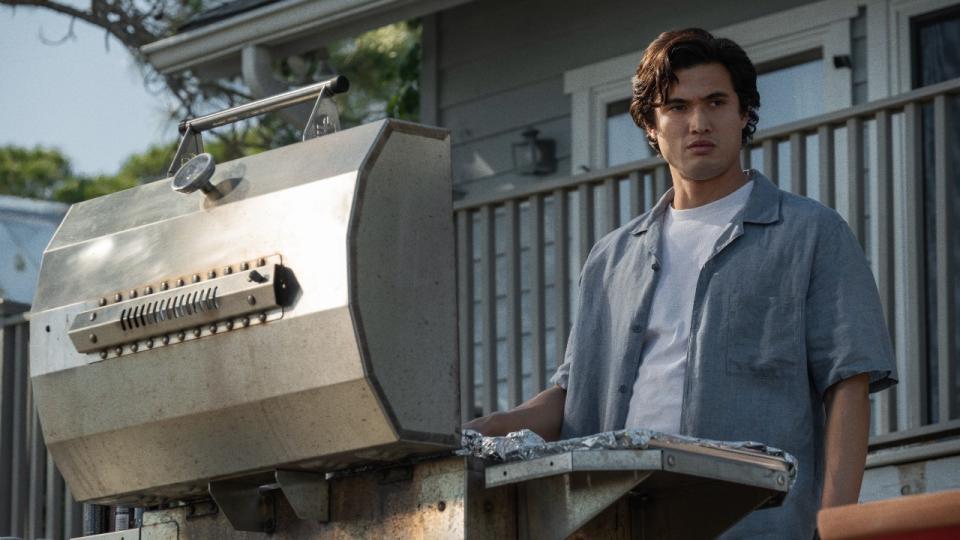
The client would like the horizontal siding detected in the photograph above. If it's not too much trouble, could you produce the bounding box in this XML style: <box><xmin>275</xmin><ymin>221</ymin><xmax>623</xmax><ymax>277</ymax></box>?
<box><xmin>438</xmin><ymin>0</ymin><xmax>812</xmax><ymax>107</ymax></box>
<box><xmin>442</xmin><ymin>76</ymin><xmax>569</xmax><ymax>143</ymax></box>
<box><xmin>452</xmin><ymin>115</ymin><xmax>570</xmax><ymax>182</ymax></box>
<box><xmin>437</xmin><ymin>0</ymin><xmax>816</xmax><ymax>193</ymax></box>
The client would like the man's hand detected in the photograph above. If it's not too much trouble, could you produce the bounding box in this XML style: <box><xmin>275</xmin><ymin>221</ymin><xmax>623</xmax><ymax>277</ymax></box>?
<box><xmin>821</xmin><ymin>373</ymin><xmax>871</xmax><ymax>508</ymax></box>
<box><xmin>462</xmin><ymin>385</ymin><xmax>566</xmax><ymax>442</ymax></box>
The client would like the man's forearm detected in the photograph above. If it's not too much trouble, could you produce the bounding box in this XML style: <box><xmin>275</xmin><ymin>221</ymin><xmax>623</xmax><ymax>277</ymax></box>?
<box><xmin>821</xmin><ymin>373</ymin><xmax>871</xmax><ymax>508</ymax></box>
<box><xmin>462</xmin><ymin>385</ymin><xmax>566</xmax><ymax>441</ymax></box>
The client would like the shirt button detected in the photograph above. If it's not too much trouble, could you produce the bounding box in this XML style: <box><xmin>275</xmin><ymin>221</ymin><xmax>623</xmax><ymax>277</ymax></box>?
<box><xmin>631</xmin><ymin>324</ymin><xmax>642</xmax><ymax>333</ymax></box>
<box><xmin>652</xmin><ymin>262</ymin><xmax>661</xmax><ymax>271</ymax></box>
<box><xmin>618</xmin><ymin>384</ymin><xmax>628</xmax><ymax>394</ymax></box>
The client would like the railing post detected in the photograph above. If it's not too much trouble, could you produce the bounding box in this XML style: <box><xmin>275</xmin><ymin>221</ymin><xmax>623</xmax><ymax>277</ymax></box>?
<box><xmin>628</xmin><ymin>171</ymin><xmax>644</xmax><ymax>218</ymax></box>
<box><xmin>553</xmin><ymin>190</ymin><xmax>570</xmax><ymax>365</ymax></box>
<box><xmin>899</xmin><ymin>102</ymin><xmax>928</xmax><ymax>429</ymax></box>
<box><xmin>0</xmin><ymin>312</ymin><xmax>15</xmax><ymax>533</ymax></box>
<box><xmin>28</xmin><ymin>406</ymin><xmax>46</xmax><ymax>540</ymax></box>
<box><xmin>578</xmin><ymin>184</ymin><xmax>595</xmax><ymax>266</ymax></box>
<box><xmin>789</xmin><ymin>133</ymin><xmax>807</xmax><ymax>196</ymax></box>
<box><xmin>529</xmin><ymin>195</ymin><xmax>547</xmax><ymax>392</ymax></box>
<box><xmin>456</xmin><ymin>210</ymin><xmax>475</xmax><ymax>422</ymax></box>
<box><xmin>479</xmin><ymin>205</ymin><xmax>498</xmax><ymax>414</ymax></box>
<box><xmin>9</xmin><ymin>321</ymin><xmax>29</xmax><ymax>537</ymax></box>
<box><xmin>818</xmin><ymin>125</ymin><xmax>836</xmax><ymax>207</ymax></box>
<box><xmin>505</xmin><ymin>200</ymin><xmax>523</xmax><ymax>408</ymax></box>
<box><xmin>933</xmin><ymin>95</ymin><xmax>956</xmax><ymax>422</ymax></box>
<box><xmin>762</xmin><ymin>139</ymin><xmax>779</xmax><ymax>184</ymax></box>
<box><xmin>654</xmin><ymin>166</ymin><xmax>670</xmax><ymax>201</ymax></box>
<box><xmin>603</xmin><ymin>177</ymin><xmax>620</xmax><ymax>233</ymax></box>
<box><xmin>846</xmin><ymin>117</ymin><xmax>865</xmax><ymax>245</ymax></box>
<box><xmin>872</xmin><ymin>109</ymin><xmax>897</xmax><ymax>434</ymax></box>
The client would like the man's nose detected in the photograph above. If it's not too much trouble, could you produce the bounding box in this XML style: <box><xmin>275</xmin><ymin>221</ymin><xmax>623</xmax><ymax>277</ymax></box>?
<box><xmin>690</xmin><ymin>106</ymin><xmax>712</xmax><ymax>133</ymax></box>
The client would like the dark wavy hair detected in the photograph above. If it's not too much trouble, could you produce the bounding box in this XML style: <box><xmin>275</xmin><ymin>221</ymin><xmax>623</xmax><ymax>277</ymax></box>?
<box><xmin>629</xmin><ymin>28</ymin><xmax>760</xmax><ymax>155</ymax></box>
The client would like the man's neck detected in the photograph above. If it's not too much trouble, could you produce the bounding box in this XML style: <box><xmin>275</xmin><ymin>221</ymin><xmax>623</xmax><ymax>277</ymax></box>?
<box><xmin>669</xmin><ymin>164</ymin><xmax>749</xmax><ymax>210</ymax></box>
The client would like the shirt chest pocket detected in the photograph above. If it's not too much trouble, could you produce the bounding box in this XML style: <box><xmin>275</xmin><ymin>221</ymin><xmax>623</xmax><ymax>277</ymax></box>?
<box><xmin>724</xmin><ymin>294</ymin><xmax>803</xmax><ymax>378</ymax></box>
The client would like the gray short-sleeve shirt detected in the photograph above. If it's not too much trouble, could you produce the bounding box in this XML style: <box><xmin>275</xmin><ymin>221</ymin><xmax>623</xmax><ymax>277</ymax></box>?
<box><xmin>551</xmin><ymin>170</ymin><xmax>897</xmax><ymax>539</ymax></box>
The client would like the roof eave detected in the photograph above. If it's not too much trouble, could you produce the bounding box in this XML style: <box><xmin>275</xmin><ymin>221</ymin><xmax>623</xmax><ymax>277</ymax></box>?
<box><xmin>142</xmin><ymin>0</ymin><xmax>471</xmax><ymax>75</ymax></box>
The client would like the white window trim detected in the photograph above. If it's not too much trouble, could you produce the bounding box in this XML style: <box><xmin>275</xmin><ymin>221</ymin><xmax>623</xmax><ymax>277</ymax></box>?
<box><xmin>564</xmin><ymin>0</ymin><xmax>859</xmax><ymax>174</ymax></box>
<box><xmin>867</xmin><ymin>0</ymin><xmax>960</xmax><ymax>99</ymax></box>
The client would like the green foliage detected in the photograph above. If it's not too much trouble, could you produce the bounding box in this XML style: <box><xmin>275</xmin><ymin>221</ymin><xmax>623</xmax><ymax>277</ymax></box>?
<box><xmin>283</xmin><ymin>20</ymin><xmax>421</xmax><ymax>128</ymax></box>
<box><xmin>0</xmin><ymin>133</ymin><xmax>277</xmax><ymax>204</ymax></box>
<box><xmin>0</xmin><ymin>146</ymin><xmax>72</xmax><ymax>200</ymax></box>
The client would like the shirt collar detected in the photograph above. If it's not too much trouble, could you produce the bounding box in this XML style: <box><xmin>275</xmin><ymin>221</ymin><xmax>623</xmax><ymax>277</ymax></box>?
<box><xmin>630</xmin><ymin>169</ymin><xmax>780</xmax><ymax>235</ymax></box>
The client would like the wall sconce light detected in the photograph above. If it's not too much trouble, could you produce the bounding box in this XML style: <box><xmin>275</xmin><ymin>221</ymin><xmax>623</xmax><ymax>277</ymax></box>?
<box><xmin>512</xmin><ymin>127</ymin><xmax>556</xmax><ymax>175</ymax></box>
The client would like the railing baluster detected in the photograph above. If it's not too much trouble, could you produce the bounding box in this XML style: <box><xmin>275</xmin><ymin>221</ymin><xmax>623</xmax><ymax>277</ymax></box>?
<box><xmin>934</xmin><ymin>95</ymin><xmax>956</xmax><ymax>422</ymax></box>
<box><xmin>789</xmin><ymin>132</ymin><xmax>807</xmax><ymax>196</ymax></box>
<box><xmin>847</xmin><ymin>117</ymin><xmax>865</xmax><ymax>245</ymax></box>
<box><xmin>10</xmin><ymin>323</ymin><xmax>28</xmax><ymax>537</ymax></box>
<box><xmin>554</xmin><ymin>189</ymin><xmax>570</xmax><ymax>364</ymax></box>
<box><xmin>762</xmin><ymin>139</ymin><xmax>779</xmax><ymax>184</ymax></box>
<box><xmin>45</xmin><ymin>454</ymin><xmax>65</xmax><ymax>540</ymax></box>
<box><xmin>818</xmin><ymin>125</ymin><xmax>836</xmax><ymax>207</ymax></box>
<box><xmin>901</xmin><ymin>102</ymin><xmax>928</xmax><ymax>429</ymax></box>
<box><xmin>578</xmin><ymin>184</ymin><xmax>595</xmax><ymax>265</ymax></box>
<box><xmin>873</xmin><ymin>109</ymin><xmax>896</xmax><ymax>434</ymax></box>
<box><xmin>529</xmin><ymin>195</ymin><xmax>547</xmax><ymax>392</ymax></box>
<box><xmin>66</xmin><ymin>489</ymin><xmax>83</xmax><ymax>538</ymax></box>
<box><xmin>28</xmin><ymin>404</ymin><xmax>45</xmax><ymax>540</ymax></box>
<box><xmin>603</xmin><ymin>177</ymin><xmax>620</xmax><ymax>232</ymax></box>
<box><xmin>628</xmin><ymin>170</ymin><xmax>644</xmax><ymax>219</ymax></box>
<box><xmin>479</xmin><ymin>205</ymin><xmax>498</xmax><ymax>414</ymax></box>
<box><xmin>456</xmin><ymin>210</ymin><xmax>475</xmax><ymax>422</ymax></box>
<box><xmin>654</xmin><ymin>166</ymin><xmax>670</xmax><ymax>201</ymax></box>
<box><xmin>0</xmin><ymin>322</ymin><xmax>14</xmax><ymax>532</ymax></box>
<box><xmin>505</xmin><ymin>200</ymin><xmax>523</xmax><ymax>408</ymax></box>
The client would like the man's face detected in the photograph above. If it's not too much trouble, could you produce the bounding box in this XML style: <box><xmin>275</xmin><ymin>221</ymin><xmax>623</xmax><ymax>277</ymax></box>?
<box><xmin>647</xmin><ymin>62</ymin><xmax>748</xmax><ymax>181</ymax></box>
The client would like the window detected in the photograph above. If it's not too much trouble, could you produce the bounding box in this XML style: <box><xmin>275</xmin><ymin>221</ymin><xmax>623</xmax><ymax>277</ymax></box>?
<box><xmin>755</xmin><ymin>55</ymin><xmax>826</xmax><ymax>131</ymax></box>
<box><xmin>606</xmin><ymin>99</ymin><xmax>651</xmax><ymax>167</ymax></box>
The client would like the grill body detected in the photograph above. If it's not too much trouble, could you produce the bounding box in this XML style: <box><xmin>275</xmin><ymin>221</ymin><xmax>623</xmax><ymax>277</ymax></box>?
<box><xmin>29</xmin><ymin>120</ymin><xmax>458</xmax><ymax>505</ymax></box>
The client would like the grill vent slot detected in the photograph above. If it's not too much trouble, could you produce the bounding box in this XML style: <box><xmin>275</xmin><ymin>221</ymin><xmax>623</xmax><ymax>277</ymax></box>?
<box><xmin>120</xmin><ymin>286</ymin><xmax>220</xmax><ymax>332</ymax></box>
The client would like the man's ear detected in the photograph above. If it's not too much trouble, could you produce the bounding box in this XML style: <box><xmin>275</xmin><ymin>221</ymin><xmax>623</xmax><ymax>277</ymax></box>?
<box><xmin>646</xmin><ymin>125</ymin><xmax>658</xmax><ymax>143</ymax></box>
<box><xmin>740</xmin><ymin>111</ymin><xmax>749</xmax><ymax>130</ymax></box>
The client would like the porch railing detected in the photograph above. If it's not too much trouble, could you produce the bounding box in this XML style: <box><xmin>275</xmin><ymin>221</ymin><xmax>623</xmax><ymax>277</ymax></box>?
<box><xmin>454</xmin><ymin>76</ymin><xmax>960</xmax><ymax>461</ymax></box>
<box><xmin>0</xmin><ymin>302</ymin><xmax>84</xmax><ymax>540</ymax></box>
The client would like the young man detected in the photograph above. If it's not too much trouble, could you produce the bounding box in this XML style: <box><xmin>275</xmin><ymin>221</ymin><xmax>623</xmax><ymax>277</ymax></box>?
<box><xmin>464</xmin><ymin>28</ymin><xmax>897</xmax><ymax>538</ymax></box>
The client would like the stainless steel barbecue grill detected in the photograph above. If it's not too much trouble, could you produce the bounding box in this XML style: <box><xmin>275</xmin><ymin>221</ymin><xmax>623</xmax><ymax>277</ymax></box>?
<box><xmin>30</xmin><ymin>76</ymin><xmax>459</xmax><ymax>506</ymax></box>
<box><xmin>28</xmin><ymin>80</ymin><xmax>796</xmax><ymax>539</ymax></box>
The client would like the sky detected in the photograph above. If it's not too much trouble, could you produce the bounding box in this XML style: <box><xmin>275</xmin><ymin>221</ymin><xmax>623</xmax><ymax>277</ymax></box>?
<box><xmin>0</xmin><ymin>5</ymin><xmax>175</xmax><ymax>175</ymax></box>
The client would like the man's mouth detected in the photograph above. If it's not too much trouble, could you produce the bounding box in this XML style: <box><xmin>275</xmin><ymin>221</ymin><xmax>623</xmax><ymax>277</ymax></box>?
<box><xmin>687</xmin><ymin>139</ymin><xmax>716</xmax><ymax>154</ymax></box>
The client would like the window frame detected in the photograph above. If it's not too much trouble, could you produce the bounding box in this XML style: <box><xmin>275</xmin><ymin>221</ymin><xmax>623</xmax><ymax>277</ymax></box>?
<box><xmin>866</xmin><ymin>0</ymin><xmax>960</xmax><ymax>98</ymax></box>
<box><xmin>564</xmin><ymin>0</ymin><xmax>859</xmax><ymax>173</ymax></box>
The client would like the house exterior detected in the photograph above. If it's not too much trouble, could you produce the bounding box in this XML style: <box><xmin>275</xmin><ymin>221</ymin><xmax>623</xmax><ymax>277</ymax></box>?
<box><xmin>0</xmin><ymin>195</ymin><xmax>67</xmax><ymax>305</ymax></box>
<box><xmin>139</xmin><ymin>0</ymin><xmax>960</xmax><ymax>506</ymax></box>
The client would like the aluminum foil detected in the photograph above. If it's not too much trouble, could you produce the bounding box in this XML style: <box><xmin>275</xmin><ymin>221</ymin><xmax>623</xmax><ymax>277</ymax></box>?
<box><xmin>459</xmin><ymin>428</ymin><xmax>798</xmax><ymax>483</ymax></box>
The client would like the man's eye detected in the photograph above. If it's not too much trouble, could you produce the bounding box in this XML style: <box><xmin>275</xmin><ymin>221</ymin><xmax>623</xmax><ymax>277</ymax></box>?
<box><xmin>670</xmin><ymin>105</ymin><xmax>686</xmax><ymax>111</ymax></box>
<box><xmin>711</xmin><ymin>100</ymin><xmax>725</xmax><ymax>107</ymax></box>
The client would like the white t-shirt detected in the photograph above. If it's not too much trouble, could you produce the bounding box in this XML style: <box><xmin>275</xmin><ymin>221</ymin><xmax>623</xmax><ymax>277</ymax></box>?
<box><xmin>624</xmin><ymin>179</ymin><xmax>754</xmax><ymax>433</ymax></box>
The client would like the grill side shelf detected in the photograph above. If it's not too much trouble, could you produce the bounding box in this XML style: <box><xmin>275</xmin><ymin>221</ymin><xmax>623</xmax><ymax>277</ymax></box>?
<box><xmin>68</xmin><ymin>256</ymin><xmax>284</xmax><ymax>355</ymax></box>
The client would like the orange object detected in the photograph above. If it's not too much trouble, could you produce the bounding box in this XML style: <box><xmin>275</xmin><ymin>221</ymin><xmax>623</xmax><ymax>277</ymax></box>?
<box><xmin>817</xmin><ymin>490</ymin><xmax>960</xmax><ymax>540</ymax></box>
